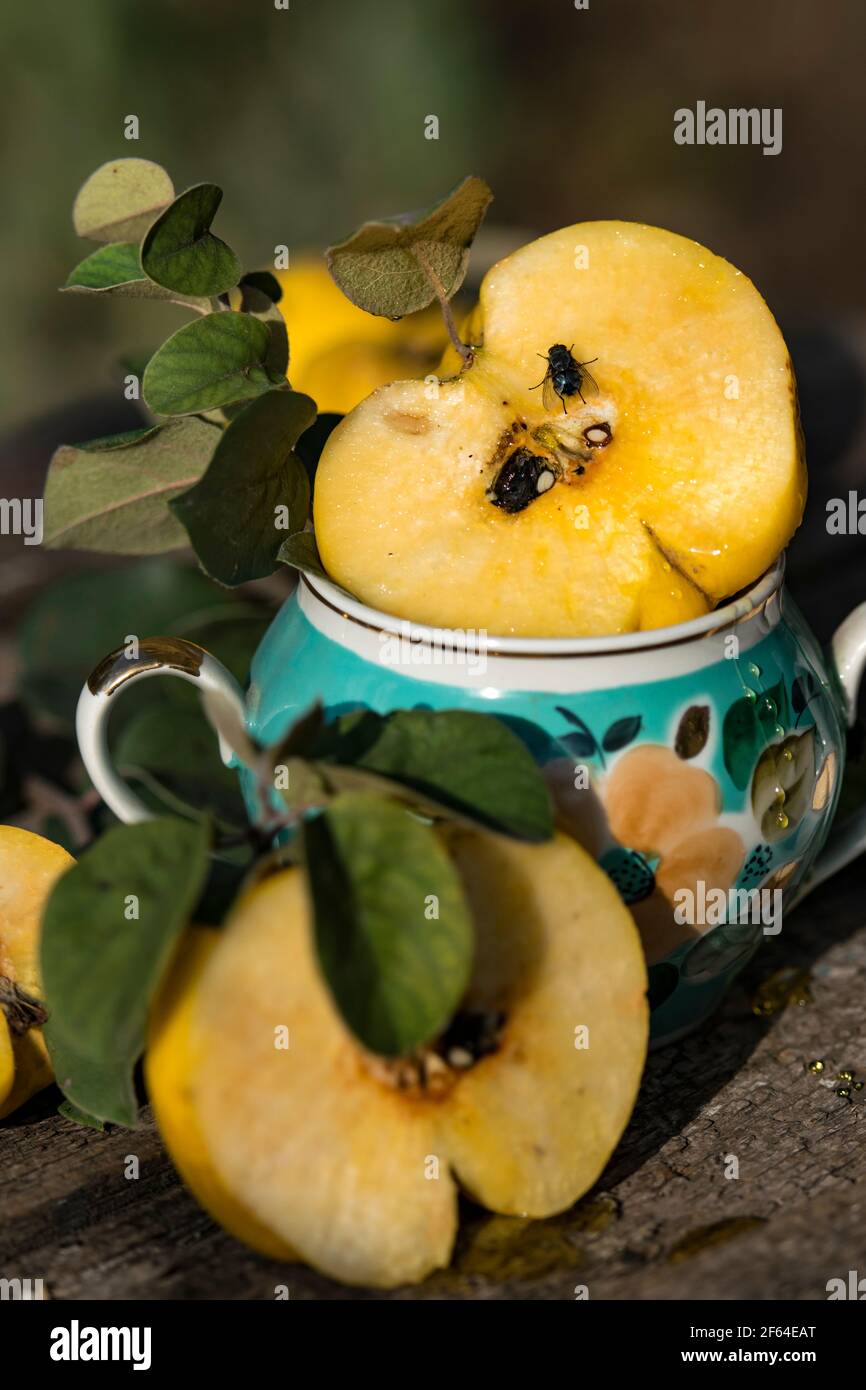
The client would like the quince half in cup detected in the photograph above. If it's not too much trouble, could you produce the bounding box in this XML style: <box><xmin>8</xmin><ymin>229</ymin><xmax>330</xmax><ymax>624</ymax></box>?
<box><xmin>314</xmin><ymin>221</ymin><xmax>806</xmax><ymax>637</ymax></box>
<box><xmin>147</xmin><ymin>827</ymin><xmax>647</xmax><ymax>1288</ymax></box>
<box><xmin>0</xmin><ymin>827</ymin><xmax>73</xmax><ymax>1119</ymax></box>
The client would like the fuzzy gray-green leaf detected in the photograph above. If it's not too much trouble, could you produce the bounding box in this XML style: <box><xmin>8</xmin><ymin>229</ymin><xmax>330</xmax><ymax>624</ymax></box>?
<box><xmin>43</xmin><ymin>418</ymin><xmax>220</xmax><ymax>554</ymax></box>
<box><xmin>327</xmin><ymin>175</ymin><xmax>493</xmax><ymax>318</ymax></box>
<box><xmin>72</xmin><ymin>158</ymin><xmax>175</xmax><ymax>242</ymax></box>
<box><xmin>63</xmin><ymin>241</ymin><xmax>211</xmax><ymax>311</ymax></box>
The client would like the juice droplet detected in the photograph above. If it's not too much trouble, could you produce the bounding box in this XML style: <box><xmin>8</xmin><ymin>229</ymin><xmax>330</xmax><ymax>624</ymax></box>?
<box><xmin>782</xmin><ymin>748</ymin><xmax>794</xmax><ymax>762</ymax></box>
<box><xmin>773</xmin><ymin>786</ymin><xmax>787</xmax><ymax>804</ymax></box>
<box><xmin>752</xmin><ymin>966</ymin><xmax>811</xmax><ymax>1016</ymax></box>
<box><xmin>744</xmin><ymin>687</ymin><xmax>757</xmax><ymax>703</ymax></box>
<box><xmin>775</xmin><ymin>810</ymin><xmax>789</xmax><ymax>830</ymax></box>
<box><xmin>760</xmin><ymin>697</ymin><xmax>777</xmax><ymax>718</ymax></box>
<box><xmin>774</xmin><ymin>724</ymin><xmax>785</xmax><ymax>740</ymax></box>
<box><xmin>807</xmin><ymin>1059</ymin><xmax>825</xmax><ymax>1074</ymax></box>
<box><xmin>837</xmin><ymin>1087</ymin><xmax>852</xmax><ymax>1100</ymax></box>
<box><xmin>837</xmin><ymin>1069</ymin><xmax>854</xmax><ymax>1082</ymax></box>
<box><xmin>747</xmin><ymin>663</ymin><xmax>762</xmax><ymax>679</ymax></box>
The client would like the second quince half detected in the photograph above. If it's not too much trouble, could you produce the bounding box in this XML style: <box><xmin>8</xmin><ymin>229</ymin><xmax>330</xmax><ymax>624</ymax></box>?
<box><xmin>314</xmin><ymin>221</ymin><xmax>805</xmax><ymax>636</ymax></box>
<box><xmin>149</xmin><ymin>826</ymin><xmax>647</xmax><ymax>1288</ymax></box>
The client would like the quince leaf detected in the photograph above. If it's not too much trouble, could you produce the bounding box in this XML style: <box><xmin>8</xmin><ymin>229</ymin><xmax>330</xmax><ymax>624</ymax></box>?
<box><xmin>73</xmin><ymin>158</ymin><xmax>175</xmax><ymax>243</ymax></box>
<box><xmin>43</xmin><ymin>418</ymin><xmax>221</xmax><ymax>554</ymax></box>
<box><xmin>238</xmin><ymin>271</ymin><xmax>283</xmax><ymax>305</ymax></box>
<box><xmin>326</xmin><ymin>175</ymin><xmax>492</xmax><ymax>318</ymax></box>
<box><xmin>63</xmin><ymin>241</ymin><xmax>211</xmax><ymax>311</ymax></box>
<box><xmin>170</xmin><ymin>389</ymin><xmax>315</xmax><ymax>586</ymax></box>
<box><xmin>42</xmin><ymin>817</ymin><xmax>209</xmax><ymax>1125</ymax></box>
<box><xmin>141</xmin><ymin>183</ymin><xmax>241</xmax><ymax>297</ymax></box>
<box><xmin>302</xmin><ymin>793</ymin><xmax>473</xmax><ymax>1056</ymax></box>
<box><xmin>142</xmin><ymin>311</ymin><xmax>286</xmax><ymax>416</ymax></box>
<box><xmin>275</xmin><ymin>529</ymin><xmax>331</xmax><ymax>582</ymax></box>
<box><xmin>311</xmin><ymin>708</ymin><xmax>554</xmax><ymax>843</ymax></box>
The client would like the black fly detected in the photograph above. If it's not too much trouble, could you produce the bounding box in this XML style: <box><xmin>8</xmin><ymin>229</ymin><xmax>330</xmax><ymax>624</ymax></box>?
<box><xmin>532</xmin><ymin>344</ymin><xmax>598</xmax><ymax>414</ymax></box>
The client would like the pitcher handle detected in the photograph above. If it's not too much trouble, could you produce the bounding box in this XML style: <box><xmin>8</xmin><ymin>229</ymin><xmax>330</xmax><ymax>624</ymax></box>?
<box><xmin>793</xmin><ymin>601</ymin><xmax>866</xmax><ymax>903</ymax></box>
<box><xmin>76</xmin><ymin>637</ymin><xmax>246</xmax><ymax>825</ymax></box>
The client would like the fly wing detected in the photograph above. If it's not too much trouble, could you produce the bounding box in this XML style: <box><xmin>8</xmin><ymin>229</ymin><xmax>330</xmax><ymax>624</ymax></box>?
<box><xmin>542</xmin><ymin>374</ymin><xmax>563</xmax><ymax>413</ymax></box>
<box><xmin>578</xmin><ymin>366</ymin><xmax>599</xmax><ymax>399</ymax></box>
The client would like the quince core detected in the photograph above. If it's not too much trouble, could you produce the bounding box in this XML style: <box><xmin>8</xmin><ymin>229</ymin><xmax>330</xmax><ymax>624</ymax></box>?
<box><xmin>314</xmin><ymin>222</ymin><xmax>805</xmax><ymax>637</ymax></box>
<box><xmin>184</xmin><ymin>828</ymin><xmax>647</xmax><ymax>1288</ymax></box>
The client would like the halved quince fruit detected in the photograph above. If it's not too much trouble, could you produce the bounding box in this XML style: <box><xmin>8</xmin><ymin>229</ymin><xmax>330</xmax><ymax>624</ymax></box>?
<box><xmin>314</xmin><ymin>221</ymin><xmax>805</xmax><ymax>636</ymax></box>
<box><xmin>185</xmin><ymin>828</ymin><xmax>647</xmax><ymax>1288</ymax></box>
<box><xmin>0</xmin><ymin>826</ymin><xmax>73</xmax><ymax>1119</ymax></box>
<box><xmin>145</xmin><ymin>928</ymin><xmax>298</xmax><ymax>1261</ymax></box>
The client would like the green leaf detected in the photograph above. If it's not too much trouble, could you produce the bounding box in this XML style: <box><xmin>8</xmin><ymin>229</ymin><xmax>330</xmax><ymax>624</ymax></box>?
<box><xmin>276</xmin><ymin>529</ymin><xmax>330</xmax><ymax>582</ymax></box>
<box><xmin>50</xmin><ymin>1037</ymin><xmax>138</xmax><ymax>1128</ymax></box>
<box><xmin>42</xmin><ymin>818</ymin><xmax>210</xmax><ymax>1124</ymax></box>
<box><xmin>170</xmin><ymin>389</ymin><xmax>315</xmax><ymax>585</ymax></box>
<box><xmin>141</xmin><ymin>184</ymin><xmax>241</xmax><ymax>297</ymax></box>
<box><xmin>327</xmin><ymin>175</ymin><xmax>493</xmax><ymax>318</ymax></box>
<box><xmin>63</xmin><ymin>241</ymin><xmax>211</xmax><ymax>311</ymax></box>
<box><xmin>302</xmin><ymin>793</ymin><xmax>473</xmax><ymax>1056</ymax></box>
<box><xmin>72</xmin><ymin>158</ymin><xmax>175</xmax><ymax>243</ymax></box>
<box><xmin>43</xmin><ymin>418</ymin><xmax>220</xmax><ymax>555</ymax></box>
<box><xmin>239</xmin><ymin>271</ymin><xmax>283</xmax><ymax>305</ymax></box>
<box><xmin>58</xmin><ymin>1099</ymin><xmax>107</xmax><ymax>1131</ymax></box>
<box><xmin>79</xmin><ymin>426</ymin><xmax>160</xmax><ymax>450</ymax></box>
<box><xmin>65</xmin><ymin>241</ymin><xmax>141</xmax><ymax>288</ymax></box>
<box><xmin>142</xmin><ymin>311</ymin><xmax>284</xmax><ymax>416</ymax></box>
<box><xmin>243</xmin><ymin>296</ymin><xmax>289</xmax><ymax>380</ymax></box>
<box><xmin>312</xmin><ymin>708</ymin><xmax>554</xmax><ymax>841</ymax></box>
<box><xmin>296</xmin><ymin>413</ymin><xmax>343</xmax><ymax>486</ymax></box>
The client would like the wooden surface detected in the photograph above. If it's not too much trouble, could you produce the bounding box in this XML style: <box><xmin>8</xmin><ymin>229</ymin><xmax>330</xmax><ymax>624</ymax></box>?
<box><xmin>1</xmin><ymin>321</ymin><xmax>865</xmax><ymax>1300</ymax></box>
<box><xmin>1</xmin><ymin>855</ymin><xmax>865</xmax><ymax>1301</ymax></box>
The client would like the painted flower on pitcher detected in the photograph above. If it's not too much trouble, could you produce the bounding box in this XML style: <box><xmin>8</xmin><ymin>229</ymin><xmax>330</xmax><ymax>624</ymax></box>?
<box><xmin>601</xmin><ymin>745</ymin><xmax>744</xmax><ymax>966</ymax></box>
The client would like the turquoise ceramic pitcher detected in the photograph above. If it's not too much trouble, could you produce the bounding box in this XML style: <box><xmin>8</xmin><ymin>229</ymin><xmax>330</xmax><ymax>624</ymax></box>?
<box><xmin>77</xmin><ymin>554</ymin><xmax>866</xmax><ymax>1045</ymax></box>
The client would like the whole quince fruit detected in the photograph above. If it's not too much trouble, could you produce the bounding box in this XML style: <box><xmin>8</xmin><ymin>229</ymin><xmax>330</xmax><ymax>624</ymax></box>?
<box><xmin>314</xmin><ymin>222</ymin><xmax>806</xmax><ymax>636</ymax></box>
<box><xmin>150</xmin><ymin>827</ymin><xmax>647</xmax><ymax>1288</ymax></box>
<box><xmin>276</xmin><ymin>260</ymin><xmax>445</xmax><ymax>413</ymax></box>
<box><xmin>0</xmin><ymin>826</ymin><xmax>73</xmax><ymax>1119</ymax></box>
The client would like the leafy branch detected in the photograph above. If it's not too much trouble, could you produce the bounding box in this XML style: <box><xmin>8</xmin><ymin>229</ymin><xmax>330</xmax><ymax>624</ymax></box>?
<box><xmin>47</xmin><ymin>158</ymin><xmax>313</xmax><ymax>587</ymax></box>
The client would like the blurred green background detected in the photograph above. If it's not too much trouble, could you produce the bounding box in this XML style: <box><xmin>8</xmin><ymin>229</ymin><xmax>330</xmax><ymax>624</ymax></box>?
<box><xmin>2</xmin><ymin>0</ymin><xmax>865</xmax><ymax>428</ymax></box>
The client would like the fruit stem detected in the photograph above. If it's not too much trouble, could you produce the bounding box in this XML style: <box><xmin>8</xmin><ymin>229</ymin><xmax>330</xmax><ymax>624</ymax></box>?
<box><xmin>0</xmin><ymin>976</ymin><xmax>48</xmax><ymax>1036</ymax></box>
<box><xmin>411</xmin><ymin>245</ymin><xmax>472</xmax><ymax>364</ymax></box>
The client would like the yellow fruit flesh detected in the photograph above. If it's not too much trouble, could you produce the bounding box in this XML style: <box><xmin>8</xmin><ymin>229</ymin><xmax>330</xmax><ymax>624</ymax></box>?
<box><xmin>190</xmin><ymin>832</ymin><xmax>647</xmax><ymax>1288</ymax></box>
<box><xmin>0</xmin><ymin>827</ymin><xmax>73</xmax><ymax>1119</ymax></box>
<box><xmin>314</xmin><ymin>222</ymin><xmax>805</xmax><ymax>637</ymax></box>
<box><xmin>274</xmin><ymin>261</ymin><xmax>445</xmax><ymax>414</ymax></box>
<box><xmin>145</xmin><ymin>929</ymin><xmax>299</xmax><ymax>1262</ymax></box>
<box><xmin>438</xmin><ymin>828</ymin><xmax>648</xmax><ymax>1218</ymax></box>
<box><xmin>0</xmin><ymin>1014</ymin><xmax>14</xmax><ymax>1109</ymax></box>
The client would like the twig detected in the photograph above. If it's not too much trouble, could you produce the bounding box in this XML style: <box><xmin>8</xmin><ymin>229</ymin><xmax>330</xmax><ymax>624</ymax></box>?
<box><xmin>411</xmin><ymin>245</ymin><xmax>472</xmax><ymax>363</ymax></box>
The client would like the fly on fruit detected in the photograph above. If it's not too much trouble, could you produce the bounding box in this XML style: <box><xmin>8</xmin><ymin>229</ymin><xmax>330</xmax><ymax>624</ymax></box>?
<box><xmin>532</xmin><ymin>344</ymin><xmax>599</xmax><ymax>413</ymax></box>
